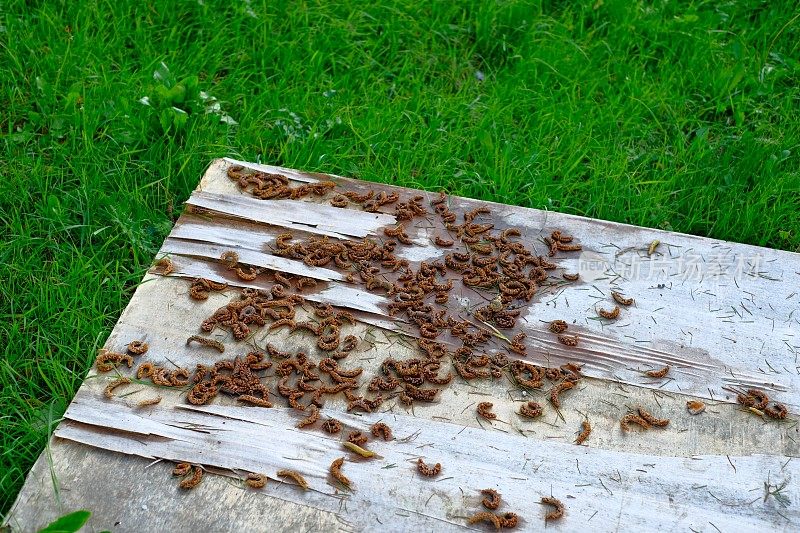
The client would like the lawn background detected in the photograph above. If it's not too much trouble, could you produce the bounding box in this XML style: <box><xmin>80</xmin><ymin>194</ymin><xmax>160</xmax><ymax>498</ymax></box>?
<box><xmin>2</xmin><ymin>0</ymin><xmax>799</xmax><ymax>515</ymax></box>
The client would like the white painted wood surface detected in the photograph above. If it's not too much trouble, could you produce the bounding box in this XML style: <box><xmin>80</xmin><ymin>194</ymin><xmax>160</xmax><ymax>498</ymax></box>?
<box><xmin>5</xmin><ymin>159</ymin><xmax>799</xmax><ymax>532</ymax></box>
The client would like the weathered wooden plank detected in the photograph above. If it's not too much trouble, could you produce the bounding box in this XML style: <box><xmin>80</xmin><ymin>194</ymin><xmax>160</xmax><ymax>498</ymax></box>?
<box><xmin>51</xmin><ymin>387</ymin><xmax>799</xmax><ymax>532</ymax></box>
<box><xmin>7</xmin><ymin>158</ymin><xmax>800</xmax><ymax>533</ymax></box>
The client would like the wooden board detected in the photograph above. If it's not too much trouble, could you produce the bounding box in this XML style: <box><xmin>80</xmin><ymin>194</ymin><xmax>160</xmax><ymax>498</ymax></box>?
<box><xmin>5</xmin><ymin>159</ymin><xmax>799</xmax><ymax>532</ymax></box>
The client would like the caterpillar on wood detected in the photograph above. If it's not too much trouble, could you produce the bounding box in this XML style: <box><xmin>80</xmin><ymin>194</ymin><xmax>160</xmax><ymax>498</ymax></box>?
<box><xmin>370</xmin><ymin>422</ymin><xmax>392</xmax><ymax>441</ymax></box>
<box><xmin>321</xmin><ymin>419</ymin><xmax>342</xmax><ymax>434</ymax></box>
<box><xmin>611</xmin><ymin>291</ymin><xmax>634</xmax><ymax>306</ymax></box>
<box><xmin>136</xmin><ymin>362</ymin><xmax>155</xmax><ymax>379</ymax></box>
<box><xmin>276</xmin><ymin>469</ymin><xmax>309</xmax><ymax>490</ymax></box>
<box><xmin>620</xmin><ymin>413</ymin><xmax>651</xmax><ymax>432</ymax></box>
<box><xmin>330</xmin><ymin>457</ymin><xmax>350</xmax><ymax>487</ymax></box>
<box><xmin>103</xmin><ymin>377</ymin><xmax>131</xmax><ymax>399</ymax></box>
<box><xmin>95</xmin><ymin>350</ymin><xmax>133</xmax><ymax>372</ymax></box>
<box><xmin>597</xmin><ymin>306</ymin><xmax>620</xmax><ymax>319</ymax></box>
<box><xmin>467</xmin><ymin>512</ymin><xmax>501</xmax><ymax>530</ymax></box>
<box><xmin>477</xmin><ymin>402</ymin><xmax>497</xmax><ymax>420</ymax></box>
<box><xmin>153</xmin><ymin>257</ymin><xmax>174</xmax><ymax>275</ymax></box>
<box><xmin>645</xmin><ymin>365</ymin><xmax>670</xmax><ymax>378</ymax></box>
<box><xmin>186</xmin><ymin>335</ymin><xmax>225</xmax><ymax>353</ymax></box>
<box><xmin>330</xmin><ymin>194</ymin><xmax>349</xmax><ymax>208</ymax></box>
<box><xmin>736</xmin><ymin>388</ymin><xmax>769</xmax><ymax>410</ymax></box>
<box><xmin>127</xmin><ymin>340</ymin><xmax>149</xmax><ymax>355</ymax></box>
<box><xmin>575</xmin><ymin>420</ymin><xmax>591</xmax><ymax>445</ymax></box>
<box><xmin>519</xmin><ymin>401</ymin><xmax>543</xmax><ymax>418</ymax></box>
<box><xmin>179</xmin><ymin>465</ymin><xmax>203</xmax><ymax>489</ymax></box>
<box><xmin>136</xmin><ymin>396</ymin><xmax>162</xmax><ymax>407</ymax></box>
<box><xmin>297</xmin><ymin>405</ymin><xmax>319</xmax><ymax>428</ymax></box>
<box><xmin>480</xmin><ymin>488</ymin><xmax>501</xmax><ymax>510</ymax></box>
<box><xmin>237</xmin><ymin>395</ymin><xmax>273</xmax><ymax>408</ymax></box>
<box><xmin>220</xmin><ymin>250</ymin><xmax>239</xmax><ymax>269</ymax></box>
<box><xmin>541</xmin><ymin>496</ymin><xmax>564</xmax><ymax>521</ymax></box>
<box><xmin>347</xmin><ymin>431</ymin><xmax>368</xmax><ymax>447</ymax></box>
<box><xmin>549</xmin><ymin>381</ymin><xmax>575</xmax><ymax>408</ymax></box>
<box><xmin>764</xmin><ymin>402</ymin><xmax>788</xmax><ymax>420</ymax></box>
<box><xmin>557</xmin><ymin>334</ymin><xmax>578</xmax><ymax>347</ymax></box>
<box><xmin>245</xmin><ymin>473</ymin><xmax>267</xmax><ymax>489</ymax></box>
<box><xmin>637</xmin><ymin>407</ymin><xmax>669</xmax><ymax>427</ymax></box>
<box><xmin>173</xmin><ymin>462</ymin><xmax>192</xmax><ymax>476</ymax></box>
<box><xmin>499</xmin><ymin>512</ymin><xmax>518</xmax><ymax>528</ymax></box>
<box><xmin>416</xmin><ymin>458</ymin><xmax>441</xmax><ymax>477</ymax></box>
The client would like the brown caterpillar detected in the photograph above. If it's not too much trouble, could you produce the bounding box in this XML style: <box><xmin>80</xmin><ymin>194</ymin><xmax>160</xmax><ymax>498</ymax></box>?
<box><xmin>416</xmin><ymin>458</ymin><xmax>441</xmax><ymax>477</ymax></box>
<box><xmin>562</xmin><ymin>272</ymin><xmax>579</xmax><ymax>281</ymax></box>
<box><xmin>519</xmin><ymin>401</ymin><xmax>543</xmax><ymax>418</ymax></box>
<box><xmin>236</xmin><ymin>267</ymin><xmax>259</xmax><ymax>281</ymax></box>
<box><xmin>737</xmin><ymin>388</ymin><xmax>769</xmax><ymax>410</ymax></box>
<box><xmin>189</xmin><ymin>281</ymin><xmax>210</xmax><ymax>300</ymax></box>
<box><xmin>169</xmin><ymin>368</ymin><xmax>190</xmax><ymax>386</ymax></box>
<box><xmin>136</xmin><ymin>362</ymin><xmax>155</xmax><ymax>379</ymax></box>
<box><xmin>136</xmin><ymin>396</ymin><xmax>162</xmax><ymax>407</ymax></box>
<box><xmin>330</xmin><ymin>194</ymin><xmax>349</xmax><ymax>208</ymax></box>
<box><xmin>321</xmin><ymin>419</ymin><xmax>342</xmax><ymax>434</ymax></box>
<box><xmin>611</xmin><ymin>291</ymin><xmax>634</xmax><ymax>306</ymax></box>
<box><xmin>330</xmin><ymin>457</ymin><xmax>350</xmax><ymax>487</ymax></box>
<box><xmin>220</xmin><ymin>250</ymin><xmax>239</xmax><ymax>269</ymax></box>
<box><xmin>549</xmin><ymin>320</ymin><xmax>568</xmax><ymax>334</ymax></box>
<box><xmin>127</xmin><ymin>340</ymin><xmax>149</xmax><ymax>355</ymax></box>
<box><xmin>541</xmin><ymin>496</ymin><xmax>564</xmax><ymax>521</ymax></box>
<box><xmin>276</xmin><ymin>469</ymin><xmax>309</xmax><ymax>490</ymax></box>
<box><xmin>95</xmin><ymin>350</ymin><xmax>133</xmax><ymax>372</ymax></box>
<box><xmin>557</xmin><ymin>334</ymin><xmax>578</xmax><ymax>347</ymax></box>
<box><xmin>480</xmin><ymin>488</ymin><xmax>501</xmax><ymax>510</ymax></box>
<box><xmin>499</xmin><ymin>512</ymin><xmax>518</xmax><ymax>528</ymax></box>
<box><xmin>245</xmin><ymin>473</ymin><xmax>268</xmax><ymax>489</ymax></box>
<box><xmin>620</xmin><ymin>413</ymin><xmax>651</xmax><ymax>431</ymax></box>
<box><xmin>383</xmin><ymin>223</ymin><xmax>413</xmax><ymax>244</ymax></box>
<box><xmin>238</xmin><ymin>395</ymin><xmax>273</xmax><ymax>408</ymax></box>
<box><xmin>173</xmin><ymin>462</ymin><xmax>192</xmax><ymax>476</ymax></box>
<box><xmin>645</xmin><ymin>365</ymin><xmax>670</xmax><ymax>378</ymax></box>
<box><xmin>575</xmin><ymin>420</ymin><xmax>591</xmax><ymax>445</ymax></box>
<box><xmin>266</xmin><ymin>343</ymin><xmax>292</xmax><ymax>359</ymax></box>
<box><xmin>370</xmin><ymin>422</ymin><xmax>392</xmax><ymax>441</ymax></box>
<box><xmin>153</xmin><ymin>257</ymin><xmax>174</xmax><ymax>275</ymax></box>
<box><xmin>477</xmin><ymin>402</ymin><xmax>497</xmax><ymax>420</ymax></box>
<box><xmin>103</xmin><ymin>377</ymin><xmax>131</xmax><ymax>399</ymax></box>
<box><xmin>347</xmin><ymin>431</ymin><xmax>368</xmax><ymax>447</ymax></box>
<box><xmin>549</xmin><ymin>381</ymin><xmax>575</xmax><ymax>408</ymax></box>
<box><xmin>269</xmin><ymin>318</ymin><xmax>296</xmax><ymax>331</ymax></box>
<box><xmin>555</xmin><ymin>242</ymin><xmax>582</xmax><ymax>252</ymax></box>
<box><xmin>551</xmin><ymin>230</ymin><xmax>573</xmax><ymax>243</ymax></box>
<box><xmin>467</xmin><ymin>512</ymin><xmax>501</xmax><ymax>530</ymax></box>
<box><xmin>187</xmin><ymin>381</ymin><xmax>217</xmax><ymax>405</ymax></box>
<box><xmin>149</xmin><ymin>367</ymin><xmax>172</xmax><ymax>386</ymax></box>
<box><xmin>637</xmin><ymin>407</ymin><xmax>669</xmax><ymax>427</ymax></box>
<box><xmin>186</xmin><ymin>335</ymin><xmax>225</xmax><ymax>353</ymax></box>
<box><xmin>598</xmin><ymin>306</ymin><xmax>620</xmax><ymax>319</ymax></box>
<box><xmin>434</xmin><ymin>235</ymin><xmax>454</xmax><ymax>247</ymax></box>
<box><xmin>764</xmin><ymin>402</ymin><xmax>788</xmax><ymax>420</ymax></box>
<box><xmin>340</xmin><ymin>335</ymin><xmax>358</xmax><ymax>353</ymax></box>
<box><xmin>179</xmin><ymin>465</ymin><xmax>203</xmax><ymax>489</ymax></box>
<box><xmin>297</xmin><ymin>405</ymin><xmax>319</xmax><ymax>428</ymax></box>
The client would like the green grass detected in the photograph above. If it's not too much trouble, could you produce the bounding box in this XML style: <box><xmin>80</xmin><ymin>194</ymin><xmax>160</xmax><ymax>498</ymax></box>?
<box><xmin>2</xmin><ymin>0</ymin><xmax>799</xmax><ymax>515</ymax></box>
